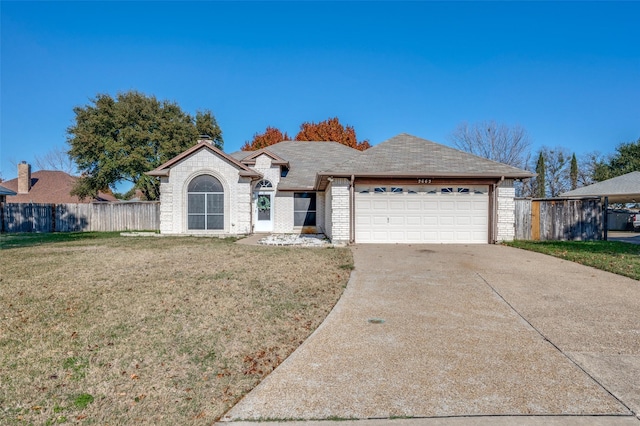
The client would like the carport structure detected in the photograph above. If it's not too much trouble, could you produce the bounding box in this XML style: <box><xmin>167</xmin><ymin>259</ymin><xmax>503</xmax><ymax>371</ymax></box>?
<box><xmin>562</xmin><ymin>171</ymin><xmax>640</xmax><ymax>237</ymax></box>
<box><xmin>562</xmin><ymin>171</ymin><xmax>640</xmax><ymax>204</ymax></box>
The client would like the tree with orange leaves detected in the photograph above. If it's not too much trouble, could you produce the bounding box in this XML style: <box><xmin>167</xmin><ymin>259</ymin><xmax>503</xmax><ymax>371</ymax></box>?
<box><xmin>241</xmin><ymin>126</ymin><xmax>291</xmax><ymax>151</ymax></box>
<box><xmin>295</xmin><ymin>117</ymin><xmax>369</xmax><ymax>151</ymax></box>
<box><xmin>242</xmin><ymin>117</ymin><xmax>369</xmax><ymax>151</ymax></box>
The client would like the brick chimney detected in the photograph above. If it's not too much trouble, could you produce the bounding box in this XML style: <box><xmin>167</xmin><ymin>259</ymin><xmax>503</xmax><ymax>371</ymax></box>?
<box><xmin>18</xmin><ymin>161</ymin><xmax>31</xmax><ymax>194</ymax></box>
<box><xmin>197</xmin><ymin>135</ymin><xmax>213</xmax><ymax>145</ymax></box>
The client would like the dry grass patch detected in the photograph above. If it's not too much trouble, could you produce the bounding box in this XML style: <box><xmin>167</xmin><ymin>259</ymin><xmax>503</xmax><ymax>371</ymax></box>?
<box><xmin>0</xmin><ymin>234</ymin><xmax>352</xmax><ymax>424</ymax></box>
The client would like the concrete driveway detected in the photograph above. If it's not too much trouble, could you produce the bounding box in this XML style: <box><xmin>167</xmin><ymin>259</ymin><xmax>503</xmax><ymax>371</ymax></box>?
<box><xmin>221</xmin><ymin>244</ymin><xmax>640</xmax><ymax>423</ymax></box>
<box><xmin>609</xmin><ymin>231</ymin><xmax>640</xmax><ymax>245</ymax></box>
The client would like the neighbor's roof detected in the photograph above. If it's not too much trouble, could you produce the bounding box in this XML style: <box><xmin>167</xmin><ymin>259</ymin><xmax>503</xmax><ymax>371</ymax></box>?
<box><xmin>321</xmin><ymin>133</ymin><xmax>534</xmax><ymax>179</ymax></box>
<box><xmin>2</xmin><ymin>170</ymin><xmax>118</xmax><ymax>203</ymax></box>
<box><xmin>561</xmin><ymin>171</ymin><xmax>640</xmax><ymax>203</ymax></box>
<box><xmin>0</xmin><ymin>184</ymin><xmax>17</xmax><ymax>196</ymax></box>
<box><xmin>232</xmin><ymin>141</ymin><xmax>362</xmax><ymax>190</ymax></box>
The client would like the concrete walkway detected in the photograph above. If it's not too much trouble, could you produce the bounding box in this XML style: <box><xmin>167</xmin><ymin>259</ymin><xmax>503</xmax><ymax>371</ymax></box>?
<box><xmin>220</xmin><ymin>245</ymin><xmax>640</xmax><ymax>424</ymax></box>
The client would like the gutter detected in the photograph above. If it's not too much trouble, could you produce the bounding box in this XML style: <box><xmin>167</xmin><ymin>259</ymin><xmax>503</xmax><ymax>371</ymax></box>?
<box><xmin>489</xmin><ymin>176</ymin><xmax>505</xmax><ymax>244</ymax></box>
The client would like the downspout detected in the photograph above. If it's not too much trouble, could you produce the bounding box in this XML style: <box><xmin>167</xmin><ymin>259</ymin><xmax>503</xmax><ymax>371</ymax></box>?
<box><xmin>491</xmin><ymin>176</ymin><xmax>505</xmax><ymax>244</ymax></box>
<box><xmin>603</xmin><ymin>196</ymin><xmax>608</xmax><ymax>241</ymax></box>
<box><xmin>350</xmin><ymin>174</ymin><xmax>355</xmax><ymax>244</ymax></box>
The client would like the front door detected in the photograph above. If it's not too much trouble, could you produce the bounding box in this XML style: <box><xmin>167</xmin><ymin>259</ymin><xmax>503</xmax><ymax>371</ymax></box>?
<box><xmin>254</xmin><ymin>192</ymin><xmax>273</xmax><ymax>232</ymax></box>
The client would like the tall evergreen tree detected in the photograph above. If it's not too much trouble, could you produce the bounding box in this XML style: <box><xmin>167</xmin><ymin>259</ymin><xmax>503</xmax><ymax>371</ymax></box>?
<box><xmin>570</xmin><ymin>153</ymin><xmax>578</xmax><ymax>190</ymax></box>
<box><xmin>535</xmin><ymin>152</ymin><xmax>546</xmax><ymax>198</ymax></box>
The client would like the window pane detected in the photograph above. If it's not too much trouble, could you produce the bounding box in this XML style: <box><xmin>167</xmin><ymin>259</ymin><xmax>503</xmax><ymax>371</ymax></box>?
<box><xmin>188</xmin><ymin>175</ymin><xmax>223</xmax><ymax>192</ymax></box>
<box><xmin>207</xmin><ymin>194</ymin><xmax>224</xmax><ymax>214</ymax></box>
<box><xmin>257</xmin><ymin>194</ymin><xmax>271</xmax><ymax>220</ymax></box>
<box><xmin>294</xmin><ymin>193</ymin><xmax>316</xmax><ymax>211</ymax></box>
<box><xmin>294</xmin><ymin>212</ymin><xmax>316</xmax><ymax>226</ymax></box>
<box><xmin>207</xmin><ymin>214</ymin><xmax>224</xmax><ymax>230</ymax></box>
<box><xmin>188</xmin><ymin>194</ymin><xmax>205</xmax><ymax>214</ymax></box>
<box><xmin>188</xmin><ymin>215</ymin><xmax>205</xmax><ymax>230</ymax></box>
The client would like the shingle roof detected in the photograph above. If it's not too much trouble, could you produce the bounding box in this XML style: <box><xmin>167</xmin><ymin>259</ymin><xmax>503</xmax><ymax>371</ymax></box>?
<box><xmin>233</xmin><ymin>141</ymin><xmax>362</xmax><ymax>190</ymax></box>
<box><xmin>561</xmin><ymin>171</ymin><xmax>640</xmax><ymax>203</ymax></box>
<box><xmin>2</xmin><ymin>170</ymin><xmax>118</xmax><ymax>203</ymax></box>
<box><xmin>322</xmin><ymin>133</ymin><xmax>534</xmax><ymax>178</ymax></box>
<box><xmin>147</xmin><ymin>140</ymin><xmax>261</xmax><ymax>178</ymax></box>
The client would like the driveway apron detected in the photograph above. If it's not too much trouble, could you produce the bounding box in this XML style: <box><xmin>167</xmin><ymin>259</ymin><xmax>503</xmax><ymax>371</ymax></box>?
<box><xmin>222</xmin><ymin>245</ymin><xmax>636</xmax><ymax>421</ymax></box>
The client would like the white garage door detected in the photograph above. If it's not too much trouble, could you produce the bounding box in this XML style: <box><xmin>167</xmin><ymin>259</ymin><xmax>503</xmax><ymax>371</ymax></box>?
<box><xmin>355</xmin><ymin>185</ymin><xmax>489</xmax><ymax>244</ymax></box>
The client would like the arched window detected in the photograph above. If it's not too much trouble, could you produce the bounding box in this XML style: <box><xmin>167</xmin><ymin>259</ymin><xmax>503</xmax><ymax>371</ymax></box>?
<box><xmin>255</xmin><ymin>179</ymin><xmax>273</xmax><ymax>190</ymax></box>
<box><xmin>187</xmin><ymin>175</ymin><xmax>224</xmax><ymax>230</ymax></box>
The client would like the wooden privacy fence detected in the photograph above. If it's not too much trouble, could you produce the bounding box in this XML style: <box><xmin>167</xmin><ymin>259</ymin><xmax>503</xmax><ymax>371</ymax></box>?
<box><xmin>515</xmin><ymin>198</ymin><xmax>603</xmax><ymax>241</ymax></box>
<box><xmin>1</xmin><ymin>202</ymin><xmax>160</xmax><ymax>233</ymax></box>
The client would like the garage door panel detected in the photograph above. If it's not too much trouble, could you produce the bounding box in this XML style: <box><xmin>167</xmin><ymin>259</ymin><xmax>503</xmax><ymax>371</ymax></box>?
<box><xmin>372</xmin><ymin>231</ymin><xmax>389</xmax><ymax>240</ymax></box>
<box><xmin>355</xmin><ymin>188</ymin><xmax>489</xmax><ymax>244</ymax></box>
<box><xmin>389</xmin><ymin>216</ymin><xmax>405</xmax><ymax>225</ymax></box>
<box><xmin>356</xmin><ymin>216</ymin><xmax>372</xmax><ymax>225</ymax></box>
<box><xmin>440</xmin><ymin>201</ymin><xmax>455</xmax><ymax>210</ymax></box>
<box><xmin>372</xmin><ymin>216</ymin><xmax>388</xmax><ymax>225</ymax></box>
<box><xmin>456</xmin><ymin>216</ymin><xmax>472</xmax><ymax>225</ymax></box>
<box><xmin>406</xmin><ymin>231</ymin><xmax>423</xmax><ymax>241</ymax></box>
<box><xmin>423</xmin><ymin>216</ymin><xmax>438</xmax><ymax>226</ymax></box>
<box><xmin>439</xmin><ymin>216</ymin><xmax>454</xmax><ymax>226</ymax></box>
<box><xmin>389</xmin><ymin>230</ymin><xmax>405</xmax><ymax>240</ymax></box>
<box><xmin>424</xmin><ymin>201</ymin><xmax>438</xmax><ymax>210</ymax></box>
<box><xmin>406</xmin><ymin>216</ymin><xmax>422</xmax><ymax>226</ymax></box>
<box><xmin>473</xmin><ymin>216</ymin><xmax>488</xmax><ymax>225</ymax></box>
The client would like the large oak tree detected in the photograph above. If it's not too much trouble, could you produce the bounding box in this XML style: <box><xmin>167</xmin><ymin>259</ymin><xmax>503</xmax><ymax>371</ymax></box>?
<box><xmin>67</xmin><ymin>91</ymin><xmax>222</xmax><ymax>200</ymax></box>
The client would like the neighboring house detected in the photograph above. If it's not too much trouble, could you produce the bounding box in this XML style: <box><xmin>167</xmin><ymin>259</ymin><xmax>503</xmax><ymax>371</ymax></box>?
<box><xmin>2</xmin><ymin>162</ymin><xmax>118</xmax><ymax>203</ymax></box>
<box><xmin>147</xmin><ymin>133</ymin><xmax>533</xmax><ymax>244</ymax></box>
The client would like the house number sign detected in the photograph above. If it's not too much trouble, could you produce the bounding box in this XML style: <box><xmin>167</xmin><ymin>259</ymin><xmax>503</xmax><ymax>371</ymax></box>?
<box><xmin>417</xmin><ymin>178</ymin><xmax>432</xmax><ymax>184</ymax></box>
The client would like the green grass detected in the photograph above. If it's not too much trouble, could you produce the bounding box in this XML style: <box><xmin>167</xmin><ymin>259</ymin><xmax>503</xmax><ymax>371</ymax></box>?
<box><xmin>505</xmin><ymin>240</ymin><xmax>640</xmax><ymax>280</ymax></box>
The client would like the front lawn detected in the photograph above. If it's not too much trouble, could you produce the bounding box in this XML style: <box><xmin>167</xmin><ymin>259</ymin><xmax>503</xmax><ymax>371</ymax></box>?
<box><xmin>0</xmin><ymin>234</ymin><xmax>353</xmax><ymax>424</ymax></box>
<box><xmin>505</xmin><ymin>240</ymin><xmax>640</xmax><ymax>280</ymax></box>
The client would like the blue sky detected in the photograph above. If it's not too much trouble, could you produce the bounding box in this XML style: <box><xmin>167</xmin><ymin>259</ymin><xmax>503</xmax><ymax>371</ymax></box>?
<box><xmin>1</xmin><ymin>1</ymin><xmax>639</xmax><ymax>182</ymax></box>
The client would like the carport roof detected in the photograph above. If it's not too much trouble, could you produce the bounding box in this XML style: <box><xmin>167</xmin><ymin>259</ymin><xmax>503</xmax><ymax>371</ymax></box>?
<box><xmin>0</xmin><ymin>184</ymin><xmax>17</xmax><ymax>196</ymax></box>
<box><xmin>561</xmin><ymin>171</ymin><xmax>640</xmax><ymax>203</ymax></box>
<box><xmin>319</xmin><ymin>133</ymin><xmax>535</xmax><ymax>179</ymax></box>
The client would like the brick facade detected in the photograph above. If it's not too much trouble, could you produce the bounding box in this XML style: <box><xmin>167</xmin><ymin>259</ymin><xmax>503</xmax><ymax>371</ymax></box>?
<box><xmin>328</xmin><ymin>178</ymin><xmax>351</xmax><ymax>243</ymax></box>
<box><xmin>496</xmin><ymin>179</ymin><xmax>516</xmax><ymax>242</ymax></box>
<box><xmin>158</xmin><ymin>149</ymin><xmax>252</xmax><ymax>235</ymax></box>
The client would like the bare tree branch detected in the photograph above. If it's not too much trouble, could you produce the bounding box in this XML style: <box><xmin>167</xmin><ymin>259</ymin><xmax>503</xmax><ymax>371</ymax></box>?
<box><xmin>448</xmin><ymin>120</ymin><xmax>532</xmax><ymax>169</ymax></box>
<box><xmin>35</xmin><ymin>145</ymin><xmax>77</xmax><ymax>175</ymax></box>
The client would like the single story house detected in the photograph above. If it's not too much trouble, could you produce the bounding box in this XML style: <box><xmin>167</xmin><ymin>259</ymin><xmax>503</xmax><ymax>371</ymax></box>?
<box><xmin>147</xmin><ymin>133</ymin><xmax>533</xmax><ymax>244</ymax></box>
